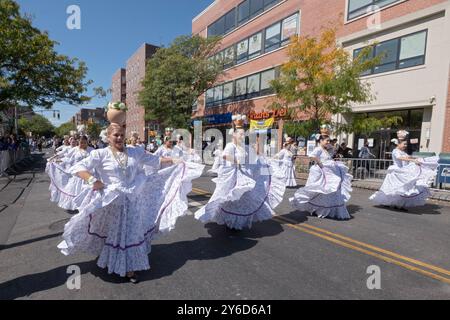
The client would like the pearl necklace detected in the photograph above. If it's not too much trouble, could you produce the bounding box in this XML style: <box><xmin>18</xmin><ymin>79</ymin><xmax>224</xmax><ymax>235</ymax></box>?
<box><xmin>110</xmin><ymin>147</ymin><xmax>128</xmax><ymax>174</ymax></box>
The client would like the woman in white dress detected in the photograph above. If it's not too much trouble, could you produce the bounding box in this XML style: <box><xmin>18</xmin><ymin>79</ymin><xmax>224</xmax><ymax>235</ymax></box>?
<box><xmin>274</xmin><ymin>142</ymin><xmax>297</xmax><ymax>187</ymax></box>
<box><xmin>57</xmin><ymin>123</ymin><xmax>204</xmax><ymax>283</ymax></box>
<box><xmin>369</xmin><ymin>135</ymin><xmax>438</xmax><ymax>210</ymax></box>
<box><xmin>290</xmin><ymin>135</ymin><xmax>353</xmax><ymax>220</ymax></box>
<box><xmin>47</xmin><ymin>136</ymin><xmax>94</xmax><ymax>211</ymax></box>
<box><xmin>195</xmin><ymin>126</ymin><xmax>286</xmax><ymax>230</ymax></box>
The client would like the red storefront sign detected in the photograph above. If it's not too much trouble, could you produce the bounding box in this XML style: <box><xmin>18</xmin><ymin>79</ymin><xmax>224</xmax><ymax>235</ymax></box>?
<box><xmin>249</xmin><ymin>108</ymin><xmax>288</xmax><ymax>120</ymax></box>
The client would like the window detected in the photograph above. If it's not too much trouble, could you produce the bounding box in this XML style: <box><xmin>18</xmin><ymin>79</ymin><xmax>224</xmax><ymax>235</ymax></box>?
<box><xmin>224</xmin><ymin>46</ymin><xmax>235</xmax><ymax>69</ymax></box>
<box><xmin>208</xmin><ymin>15</ymin><xmax>225</xmax><ymax>37</ymax></box>
<box><xmin>353</xmin><ymin>30</ymin><xmax>427</xmax><ymax>76</ymax></box>
<box><xmin>348</xmin><ymin>0</ymin><xmax>400</xmax><ymax>20</ymax></box>
<box><xmin>353</xmin><ymin>46</ymin><xmax>374</xmax><ymax>76</ymax></box>
<box><xmin>223</xmin><ymin>82</ymin><xmax>234</xmax><ymax>103</ymax></box>
<box><xmin>213</xmin><ymin>85</ymin><xmax>223</xmax><ymax>105</ymax></box>
<box><xmin>235</xmin><ymin>77</ymin><xmax>247</xmax><ymax>99</ymax></box>
<box><xmin>250</xmin><ymin>0</ymin><xmax>264</xmax><ymax>19</ymax></box>
<box><xmin>265</xmin><ymin>22</ymin><xmax>281</xmax><ymax>52</ymax></box>
<box><xmin>248</xmin><ymin>32</ymin><xmax>262</xmax><ymax>58</ymax></box>
<box><xmin>224</xmin><ymin>9</ymin><xmax>236</xmax><ymax>34</ymax></box>
<box><xmin>247</xmin><ymin>73</ymin><xmax>261</xmax><ymax>97</ymax></box>
<box><xmin>374</xmin><ymin>39</ymin><xmax>398</xmax><ymax>74</ymax></box>
<box><xmin>238</xmin><ymin>0</ymin><xmax>250</xmax><ymax>25</ymax></box>
<box><xmin>206</xmin><ymin>89</ymin><xmax>214</xmax><ymax>107</ymax></box>
<box><xmin>260</xmin><ymin>69</ymin><xmax>276</xmax><ymax>94</ymax></box>
<box><xmin>282</xmin><ymin>13</ymin><xmax>299</xmax><ymax>45</ymax></box>
<box><xmin>399</xmin><ymin>31</ymin><xmax>427</xmax><ymax>69</ymax></box>
<box><xmin>236</xmin><ymin>38</ymin><xmax>249</xmax><ymax>64</ymax></box>
<box><xmin>264</xmin><ymin>0</ymin><xmax>279</xmax><ymax>10</ymax></box>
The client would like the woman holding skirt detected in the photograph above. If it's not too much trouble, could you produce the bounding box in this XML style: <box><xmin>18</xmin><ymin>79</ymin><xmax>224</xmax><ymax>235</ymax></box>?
<box><xmin>195</xmin><ymin>118</ymin><xmax>286</xmax><ymax>230</ymax></box>
<box><xmin>274</xmin><ymin>142</ymin><xmax>297</xmax><ymax>187</ymax></box>
<box><xmin>47</xmin><ymin>136</ymin><xmax>94</xmax><ymax>211</ymax></box>
<box><xmin>369</xmin><ymin>132</ymin><xmax>438</xmax><ymax>210</ymax></box>
<box><xmin>57</xmin><ymin>108</ymin><xmax>204</xmax><ymax>283</ymax></box>
<box><xmin>290</xmin><ymin>135</ymin><xmax>352</xmax><ymax>220</ymax></box>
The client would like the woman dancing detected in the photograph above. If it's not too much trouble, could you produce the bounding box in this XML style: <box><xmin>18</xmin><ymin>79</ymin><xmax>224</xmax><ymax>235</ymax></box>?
<box><xmin>57</xmin><ymin>105</ymin><xmax>204</xmax><ymax>283</ymax></box>
<box><xmin>47</xmin><ymin>135</ymin><xmax>94</xmax><ymax>211</ymax></box>
<box><xmin>274</xmin><ymin>142</ymin><xmax>297</xmax><ymax>187</ymax></box>
<box><xmin>369</xmin><ymin>131</ymin><xmax>438</xmax><ymax>210</ymax></box>
<box><xmin>290</xmin><ymin>134</ymin><xmax>353</xmax><ymax>220</ymax></box>
<box><xmin>195</xmin><ymin>116</ymin><xmax>286</xmax><ymax>230</ymax></box>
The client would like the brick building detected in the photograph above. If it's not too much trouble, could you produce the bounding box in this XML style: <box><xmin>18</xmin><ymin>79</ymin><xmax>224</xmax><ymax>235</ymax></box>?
<box><xmin>125</xmin><ymin>43</ymin><xmax>159</xmax><ymax>140</ymax></box>
<box><xmin>111</xmin><ymin>68</ymin><xmax>126</xmax><ymax>103</ymax></box>
<box><xmin>74</xmin><ymin>108</ymin><xmax>107</xmax><ymax>127</ymax></box>
<box><xmin>192</xmin><ymin>0</ymin><xmax>450</xmax><ymax>157</ymax></box>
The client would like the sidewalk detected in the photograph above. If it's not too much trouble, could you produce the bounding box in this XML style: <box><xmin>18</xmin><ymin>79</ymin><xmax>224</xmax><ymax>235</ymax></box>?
<box><xmin>295</xmin><ymin>172</ymin><xmax>450</xmax><ymax>202</ymax></box>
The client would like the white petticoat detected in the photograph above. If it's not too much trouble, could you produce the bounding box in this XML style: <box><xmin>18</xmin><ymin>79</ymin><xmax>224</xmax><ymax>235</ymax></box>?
<box><xmin>195</xmin><ymin>157</ymin><xmax>286</xmax><ymax>230</ymax></box>
<box><xmin>57</xmin><ymin>161</ymin><xmax>204</xmax><ymax>277</ymax></box>
<box><xmin>290</xmin><ymin>161</ymin><xmax>352</xmax><ymax>220</ymax></box>
<box><xmin>369</xmin><ymin>156</ymin><xmax>438</xmax><ymax>208</ymax></box>
<box><xmin>47</xmin><ymin>161</ymin><xmax>85</xmax><ymax>211</ymax></box>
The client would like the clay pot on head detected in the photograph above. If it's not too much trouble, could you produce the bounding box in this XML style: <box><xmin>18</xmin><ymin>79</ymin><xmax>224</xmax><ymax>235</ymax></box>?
<box><xmin>107</xmin><ymin>108</ymin><xmax>126</xmax><ymax>126</ymax></box>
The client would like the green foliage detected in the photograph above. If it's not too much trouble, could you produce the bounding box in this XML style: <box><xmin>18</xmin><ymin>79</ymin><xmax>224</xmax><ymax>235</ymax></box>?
<box><xmin>284</xmin><ymin>120</ymin><xmax>317</xmax><ymax>139</ymax></box>
<box><xmin>337</xmin><ymin>113</ymin><xmax>404</xmax><ymax>136</ymax></box>
<box><xmin>0</xmin><ymin>0</ymin><xmax>92</xmax><ymax>111</ymax></box>
<box><xmin>271</xmin><ymin>27</ymin><xmax>390</xmax><ymax>133</ymax></box>
<box><xmin>54</xmin><ymin>121</ymin><xmax>76</xmax><ymax>137</ymax></box>
<box><xmin>86</xmin><ymin>122</ymin><xmax>101</xmax><ymax>138</ymax></box>
<box><xmin>139</xmin><ymin>35</ymin><xmax>224</xmax><ymax>129</ymax></box>
<box><xmin>18</xmin><ymin>114</ymin><xmax>54</xmax><ymax>137</ymax></box>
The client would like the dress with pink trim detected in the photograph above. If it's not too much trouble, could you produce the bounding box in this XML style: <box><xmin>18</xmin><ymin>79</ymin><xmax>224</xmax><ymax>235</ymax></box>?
<box><xmin>369</xmin><ymin>149</ymin><xmax>438</xmax><ymax>208</ymax></box>
<box><xmin>46</xmin><ymin>147</ymin><xmax>94</xmax><ymax>210</ymax></box>
<box><xmin>56</xmin><ymin>146</ymin><xmax>204</xmax><ymax>277</ymax></box>
<box><xmin>290</xmin><ymin>146</ymin><xmax>352</xmax><ymax>220</ymax></box>
<box><xmin>194</xmin><ymin>142</ymin><xmax>287</xmax><ymax>230</ymax></box>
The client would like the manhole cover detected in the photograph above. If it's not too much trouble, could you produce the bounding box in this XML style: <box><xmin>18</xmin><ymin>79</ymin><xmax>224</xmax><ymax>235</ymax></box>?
<box><xmin>49</xmin><ymin>218</ymin><xmax>70</xmax><ymax>232</ymax></box>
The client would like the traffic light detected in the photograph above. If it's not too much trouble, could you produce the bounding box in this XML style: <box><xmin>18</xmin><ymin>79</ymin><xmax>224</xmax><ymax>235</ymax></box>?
<box><xmin>57</xmin><ymin>112</ymin><xmax>60</xmax><ymax>119</ymax></box>
<box><xmin>53</xmin><ymin>111</ymin><xmax>56</xmax><ymax>118</ymax></box>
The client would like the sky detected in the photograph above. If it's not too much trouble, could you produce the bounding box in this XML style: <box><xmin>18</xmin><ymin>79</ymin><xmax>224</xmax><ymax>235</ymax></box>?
<box><xmin>16</xmin><ymin>0</ymin><xmax>214</xmax><ymax>126</ymax></box>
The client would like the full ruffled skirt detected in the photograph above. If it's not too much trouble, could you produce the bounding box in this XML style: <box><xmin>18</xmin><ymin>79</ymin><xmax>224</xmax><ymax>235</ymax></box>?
<box><xmin>369</xmin><ymin>157</ymin><xmax>438</xmax><ymax>208</ymax></box>
<box><xmin>195</xmin><ymin>158</ymin><xmax>286</xmax><ymax>230</ymax></box>
<box><xmin>290</xmin><ymin>161</ymin><xmax>352</xmax><ymax>220</ymax></box>
<box><xmin>47</xmin><ymin>162</ymin><xmax>84</xmax><ymax>211</ymax></box>
<box><xmin>57</xmin><ymin>161</ymin><xmax>204</xmax><ymax>277</ymax></box>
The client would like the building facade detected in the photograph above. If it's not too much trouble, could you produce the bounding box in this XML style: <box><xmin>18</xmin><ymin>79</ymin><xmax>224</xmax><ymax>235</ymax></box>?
<box><xmin>111</xmin><ymin>68</ymin><xmax>126</xmax><ymax>103</ymax></box>
<box><xmin>74</xmin><ymin>108</ymin><xmax>107</xmax><ymax>127</ymax></box>
<box><xmin>192</xmin><ymin>0</ymin><xmax>302</xmax><ymax>148</ymax></box>
<box><xmin>124</xmin><ymin>43</ymin><xmax>159</xmax><ymax>140</ymax></box>
<box><xmin>193</xmin><ymin>0</ymin><xmax>450</xmax><ymax>157</ymax></box>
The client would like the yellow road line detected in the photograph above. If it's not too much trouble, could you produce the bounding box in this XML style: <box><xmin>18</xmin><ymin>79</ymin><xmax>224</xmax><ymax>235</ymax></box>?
<box><xmin>273</xmin><ymin>217</ymin><xmax>450</xmax><ymax>285</ymax></box>
<box><xmin>191</xmin><ymin>187</ymin><xmax>450</xmax><ymax>285</ymax></box>
<box><xmin>277</xmin><ymin>215</ymin><xmax>450</xmax><ymax>277</ymax></box>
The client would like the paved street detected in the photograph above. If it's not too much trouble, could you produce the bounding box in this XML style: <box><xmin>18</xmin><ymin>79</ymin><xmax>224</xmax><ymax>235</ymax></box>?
<box><xmin>0</xmin><ymin>151</ymin><xmax>450</xmax><ymax>300</ymax></box>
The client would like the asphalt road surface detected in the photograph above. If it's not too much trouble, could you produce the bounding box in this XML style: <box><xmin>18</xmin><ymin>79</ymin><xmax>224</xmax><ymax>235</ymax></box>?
<box><xmin>0</xmin><ymin>151</ymin><xmax>449</xmax><ymax>300</ymax></box>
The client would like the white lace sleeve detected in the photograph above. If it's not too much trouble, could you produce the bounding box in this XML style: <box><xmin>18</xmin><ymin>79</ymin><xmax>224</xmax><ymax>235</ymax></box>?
<box><xmin>310</xmin><ymin>147</ymin><xmax>322</xmax><ymax>159</ymax></box>
<box><xmin>138</xmin><ymin>148</ymin><xmax>161</xmax><ymax>169</ymax></box>
<box><xmin>70</xmin><ymin>150</ymin><xmax>102</xmax><ymax>174</ymax></box>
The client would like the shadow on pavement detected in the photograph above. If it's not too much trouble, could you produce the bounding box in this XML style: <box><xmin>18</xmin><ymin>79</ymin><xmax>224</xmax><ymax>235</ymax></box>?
<box><xmin>0</xmin><ymin>220</ymin><xmax>284</xmax><ymax>297</ymax></box>
<box><xmin>374</xmin><ymin>204</ymin><xmax>442</xmax><ymax>215</ymax></box>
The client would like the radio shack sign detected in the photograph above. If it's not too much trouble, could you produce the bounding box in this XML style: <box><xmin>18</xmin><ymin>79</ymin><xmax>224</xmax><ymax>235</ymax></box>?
<box><xmin>249</xmin><ymin>108</ymin><xmax>288</xmax><ymax>120</ymax></box>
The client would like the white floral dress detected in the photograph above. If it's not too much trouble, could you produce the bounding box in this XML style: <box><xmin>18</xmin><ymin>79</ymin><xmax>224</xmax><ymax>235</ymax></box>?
<box><xmin>369</xmin><ymin>149</ymin><xmax>438</xmax><ymax>208</ymax></box>
<box><xmin>57</xmin><ymin>147</ymin><xmax>204</xmax><ymax>277</ymax></box>
<box><xmin>290</xmin><ymin>147</ymin><xmax>353</xmax><ymax>220</ymax></box>
<box><xmin>195</xmin><ymin>142</ymin><xmax>286</xmax><ymax>230</ymax></box>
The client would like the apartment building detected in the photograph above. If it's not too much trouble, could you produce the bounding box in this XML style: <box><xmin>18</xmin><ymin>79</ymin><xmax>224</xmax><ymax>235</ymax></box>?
<box><xmin>193</xmin><ymin>0</ymin><xmax>450</xmax><ymax>157</ymax></box>
<box><xmin>111</xmin><ymin>68</ymin><xmax>126</xmax><ymax>103</ymax></box>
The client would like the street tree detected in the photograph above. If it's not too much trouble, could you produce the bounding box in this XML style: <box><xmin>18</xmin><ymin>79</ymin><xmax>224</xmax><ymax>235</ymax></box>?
<box><xmin>86</xmin><ymin>122</ymin><xmax>101</xmax><ymax>139</ymax></box>
<box><xmin>54</xmin><ymin>121</ymin><xmax>76</xmax><ymax>137</ymax></box>
<box><xmin>271</xmin><ymin>27</ymin><xmax>400</xmax><ymax>138</ymax></box>
<box><xmin>139</xmin><ymin>35</ymin><xmax>224</xmax><ymax>129</ymax></box>
<box><xmin>0</xmin><ymin>0</ymin><xmax>92</xmax><ymax>111</ymax></box>
<box><xmin>18</xmin><ymin>114</ymin><xmax>54</xmax><ymax>137</ymax></box>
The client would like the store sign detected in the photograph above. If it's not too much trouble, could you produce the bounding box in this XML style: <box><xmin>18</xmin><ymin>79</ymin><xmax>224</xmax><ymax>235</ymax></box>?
<box><xmin>194</xmin><ymin>113</ymin><xmax>233</xmax><ymax>126</ymax></box>
<box><xmin>250</xmin><ymin>118</ymin><xmax>275</xmax><ymax>131</ymax></box>
<box><xmin>249</xmin><ymin>108</ymin><xmax>288</xmax><ymax>120</ymax></box>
